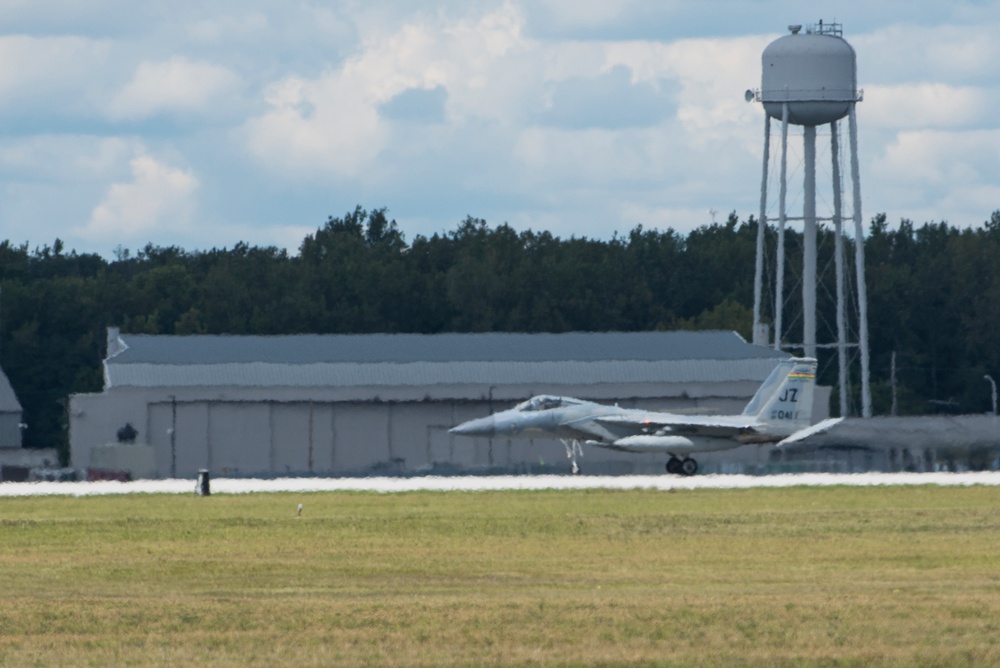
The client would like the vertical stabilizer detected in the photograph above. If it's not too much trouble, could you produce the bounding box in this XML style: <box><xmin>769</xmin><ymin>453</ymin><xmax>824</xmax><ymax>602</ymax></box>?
<box><xmin>753</xmin><ymin>357</ymin><xmax>818</xmax><ymax>436</ymax></box>
<box><xmin>742</xmin><ymin>359</ymin><xmax>795</xmax><ymax>417</ymax></box>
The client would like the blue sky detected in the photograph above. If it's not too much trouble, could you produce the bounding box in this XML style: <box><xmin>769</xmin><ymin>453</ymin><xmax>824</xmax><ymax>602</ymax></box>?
<box><xmin>1</xmin><ymin>0</ymin><xmax>998</xmax><ymax>255</ymax></box>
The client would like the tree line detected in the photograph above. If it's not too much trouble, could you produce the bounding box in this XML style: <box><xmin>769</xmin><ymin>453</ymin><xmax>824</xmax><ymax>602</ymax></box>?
<box><xmin>3</xmin><ymin>206</ymin><xmax>1000</xmax><ymax>462</ymax></box>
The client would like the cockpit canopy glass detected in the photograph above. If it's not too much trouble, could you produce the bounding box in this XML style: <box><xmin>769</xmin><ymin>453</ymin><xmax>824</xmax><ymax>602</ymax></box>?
<box><xmin>513</xmin><ymin>395</ymin><xmax>581</xmax><ymax>412</ymax></box>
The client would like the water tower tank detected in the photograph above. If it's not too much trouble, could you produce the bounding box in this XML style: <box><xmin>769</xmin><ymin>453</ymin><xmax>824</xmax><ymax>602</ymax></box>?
<box><xmin>760</xmin><ymin>22</ymin><xmax>857</xmax><ymax>126</ymax></box>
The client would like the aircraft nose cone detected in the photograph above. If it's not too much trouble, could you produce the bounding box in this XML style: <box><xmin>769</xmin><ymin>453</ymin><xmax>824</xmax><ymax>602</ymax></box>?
<box><xmin>449</xmin><ymin>415</ymin><xmax>496</xmax><ymax>437</ymax></box>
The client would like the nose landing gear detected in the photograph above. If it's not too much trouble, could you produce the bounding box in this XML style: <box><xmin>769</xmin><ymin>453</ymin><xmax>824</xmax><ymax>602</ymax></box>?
<box><xmin>562</xmin><ymin>439</ymin><xmax>584</xmax><ymax>475</ymax></box>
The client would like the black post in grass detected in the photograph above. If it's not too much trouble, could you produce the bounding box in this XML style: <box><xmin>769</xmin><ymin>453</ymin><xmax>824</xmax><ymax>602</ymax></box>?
<box><xmin>196</xmin><ymin>469</ymin><xmax>211</xmax><ymax>496</ymax></box>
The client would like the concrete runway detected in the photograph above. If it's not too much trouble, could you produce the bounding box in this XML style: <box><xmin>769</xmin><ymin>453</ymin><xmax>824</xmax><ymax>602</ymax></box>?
<box><xmin>3</xmin><ymin>472</ymin><xmax>1000</xmax><ymax>496</ymax></box>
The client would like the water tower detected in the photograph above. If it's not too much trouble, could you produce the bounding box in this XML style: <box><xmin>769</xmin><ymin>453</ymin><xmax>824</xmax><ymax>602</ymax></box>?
<box><xmin>747</xmin><ymin>21</ymin><xmax>871</xmax><ymax>417</ymax></box>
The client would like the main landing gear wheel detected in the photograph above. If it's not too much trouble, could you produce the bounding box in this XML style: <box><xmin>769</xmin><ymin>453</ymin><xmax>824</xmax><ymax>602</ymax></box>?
<box><xmin>667</xmin><ymin>456</ymin><xmax>698</xmax><ymax>476</ymax></box>
<box><xmin>680</xmin><ymin>457</ymin><xmax>698</xmax><ymax>476</ymax></box>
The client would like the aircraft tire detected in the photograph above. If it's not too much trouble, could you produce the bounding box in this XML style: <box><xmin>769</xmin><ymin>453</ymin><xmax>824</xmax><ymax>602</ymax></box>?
<box><xmin>666</xmin><ymin>457</ymin><xmax>682</xmax><ymax>475</ymax></box>
<box><xmin>680</xmin><ymin>458</ymin><xmax>698</xmax><ymax>476</ymax></box>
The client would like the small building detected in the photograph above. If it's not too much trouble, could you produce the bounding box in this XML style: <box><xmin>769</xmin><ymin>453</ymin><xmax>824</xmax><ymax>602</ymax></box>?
<box><xmin>0</xmin><ymin>367</ymin><xmax>56</xmax><ymax>481</ymax></box>
<box><xmin>0</xmin><ymin>369</ymin><xmax>23</xmax><ymax>448</ymax></box>
<box><xmin>69</xmin><ymin>328</ymin><xmax>822</xmax><ymax>478</ymax></box>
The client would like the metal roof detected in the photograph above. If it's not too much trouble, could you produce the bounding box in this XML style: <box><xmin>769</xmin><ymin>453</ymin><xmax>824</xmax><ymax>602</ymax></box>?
<box><xmin>108</xmin><ymin>359</ymin><xmax>781</xmax><ymax>389</ymax></box>
<box><xmin>0</xmin><ymin>370</ymin><xmax>22</xmax><ymax>413</ymax></box>
<box><xmin>108</xmin><ymin>330</ymin><xmax>787</xmax><ymax>365</ymax></box>
<box><xmin>103</xmin><ymin>330</ymin><xmax>789</xmax><ymax>390</ymax></box>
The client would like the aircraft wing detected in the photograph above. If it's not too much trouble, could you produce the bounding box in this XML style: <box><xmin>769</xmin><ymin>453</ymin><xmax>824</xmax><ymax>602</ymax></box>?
<box><xmin>559</xmin><ymin>414</ymin><xmax>638</xmax><ymax>442</ymax></box>
<box><xmin>591</xmin><ymin>412</ymin><xmax>758</xmax><ymax>439</ymax></box>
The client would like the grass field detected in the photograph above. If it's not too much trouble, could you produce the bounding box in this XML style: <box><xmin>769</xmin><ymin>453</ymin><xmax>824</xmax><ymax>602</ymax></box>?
<box><xmin>2</xmin><ymin>485</ymin><xmax>1000</xmax><ymax>666</ymax></box>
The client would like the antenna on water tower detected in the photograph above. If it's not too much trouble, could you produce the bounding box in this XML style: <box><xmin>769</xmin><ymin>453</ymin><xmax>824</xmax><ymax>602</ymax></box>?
<box><xmin>745</xmin><ymin>20</ymin><xmax>872</xmax><ymax>418</ymax></box>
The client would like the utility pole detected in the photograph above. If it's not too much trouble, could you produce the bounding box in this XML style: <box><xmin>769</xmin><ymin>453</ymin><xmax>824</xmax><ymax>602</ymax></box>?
<box><xmin>891</xmin><ymin>352</ymin><xmax>897</xmax><ymax>416</ymax></box>
<box><xmin>169</xmin><ymin>395</ymin><xmax>177</xmax><ymax>478</ymax></box>
<box><xmin>985</xmin><ymin>375</ymin><xmax>997</xmax><ymax>416</ymax></box>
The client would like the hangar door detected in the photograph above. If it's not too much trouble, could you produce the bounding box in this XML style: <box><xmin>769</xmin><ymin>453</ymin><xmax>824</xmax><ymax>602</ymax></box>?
<box><xmin>148</xmin><ymin>401</ymin><xmax>210</xmax><ymax>478</ymax></box>
<box><xmin>148</xmin><ymin>399</ymin><xmax>476</xmax><ymax>478</ymax></box>
<box><xmin>149</xmin><ymin>400</ymin><xmax>336</xmax><ymax>478</ymax></box>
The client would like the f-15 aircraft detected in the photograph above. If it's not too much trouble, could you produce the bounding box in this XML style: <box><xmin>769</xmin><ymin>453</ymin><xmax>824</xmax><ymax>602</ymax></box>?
<box><xmin>450</xmin><ymin>357</ymin><xmax>818</xmax><ymax>475</ymax></box>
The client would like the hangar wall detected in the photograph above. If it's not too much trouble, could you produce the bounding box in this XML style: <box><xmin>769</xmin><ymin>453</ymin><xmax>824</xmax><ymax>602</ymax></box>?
<box><xmin>69</xmin><ymin>330</ymin><xmax>807</xmax><ymax>478</ymax></box>
<box><xmin>0</xmin><ymin>370</ymin><xmax>23</xmax><ymax>448</ymax></box>
<box><xmin>71</xmin><ymin>383</ymin><xmax>829</xmax><ymax>478</ymax></box>
<box><xmin>0</xmin><ymin>416</ymin><xmax>22</xmax><ymax>449</ymax></box>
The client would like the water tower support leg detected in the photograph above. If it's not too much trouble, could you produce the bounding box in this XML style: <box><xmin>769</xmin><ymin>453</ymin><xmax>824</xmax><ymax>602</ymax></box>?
<box><xmin>775</xmin><ymin>103</ymin><xmax>789</xmax><ymax>351</ymax></box>
<box><xmin>753</xmin><ymin>115</ymin><xmax>771</xmax><ymax>346</ymax></box>
<box><xmin>803</xmin><ymin>125</ymin><xmax>817</xmax><ymax>359</ymax></box>
<box><xmin>831</xmin><ymin>121</ymin><xmax>849</xmax><ymax>415</ymax></box>
<box><xmin>848</xmin><ymin>104</ymin><xmax>872</xmax><ymax>417</ymax></box>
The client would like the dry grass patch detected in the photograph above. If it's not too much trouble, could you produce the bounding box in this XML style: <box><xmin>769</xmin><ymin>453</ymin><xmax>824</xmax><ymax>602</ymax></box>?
<box><xmin>1</xmin><ymin>485</ymin><xmax>999</xmax><ymax>665</ymax></box>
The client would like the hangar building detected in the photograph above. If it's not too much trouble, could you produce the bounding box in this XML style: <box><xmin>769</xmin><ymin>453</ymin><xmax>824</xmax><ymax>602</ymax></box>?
<box><xmin>0</xmin><ymin>370</ymin><xmax>22</xmax><ymax>449</ymax></box>
<box><xmin>69</xmin><ymin>328</ymin><xmax>822</xmax><ymax>478</ymax></box>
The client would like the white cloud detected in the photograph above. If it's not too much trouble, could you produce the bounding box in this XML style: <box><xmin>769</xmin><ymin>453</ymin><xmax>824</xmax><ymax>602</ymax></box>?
<box><xmin>526</xmin><ymin>0</ymin><xmax>694</xmax><ymax>39</ymax></box>
<box><xmin>604</xmin><ymin>35</ymin><xmax>766</xmax><ymax>147</ymax></box>
<box><xmin>0</xmin><ymin>135</ymin><xmax>136</xmax><ymax>182</ymax></box>
<box><xmin>79</xmin><ymin>155</ymin><xmax>199</xmax><ymax>240</ymax></box>
<box><xmin>875</xmin><ymin>128</ymin><xmax>1000</xmax><ymax>186</ymax></box>
<box><xmin>511</xmin><ymin>126</ymin><xmax>667</xmax><ymax>186</ymax></box>
<box><xmin>536</xmin><ymin>0</ymin><xmax>643</xmax><ymax>30</ymax></box>
<box><xmin>242</xmin><ymin>72</ymin><xmax>385</xmax><ymax>179</ymax></box>
<box><xmin>0</xmin><ymin>1</ymin><xmax>996</xmax><ymax>254</ymax></box>
<box><xmin>497</xmin><ymin>33</ymin><xmax>769</xmax><ymax>217</ymax></box>
<box><xmin>240</xmin><ymin>8</ymin><xmax>785</xmax><ymax>241</ymax></box>
<box><xmin>186</xmin><ymin>12</ymin><xmax>270</xmax><ymax>44</ymax></box>
<box><xmin>868</xmin><ymin>128</ymin><xmax>1000</xmax><ymax>227</ymax></box>
<box><xmin>863</xmin><ymin>83</ymin><xmax>997</xmax><ymax>129</ymax></box>
<box><xmin>241</xmin><ymin>3</ymin><xmax>536</xmax><ymax>180</ymax></box>
<box><xmin>856</xmin><ymin>23</ymin><xmax>1000</xmax><ymax>85</ymax></box>
<box><xmin>107</xmin><ymin>56</ymin><xmax>242</xmax><ymax>121</ymax></box>
<box><xmin>0</xmin><ymin>35</ymin><xmax>111</xmax><ymax>111</ymax></box>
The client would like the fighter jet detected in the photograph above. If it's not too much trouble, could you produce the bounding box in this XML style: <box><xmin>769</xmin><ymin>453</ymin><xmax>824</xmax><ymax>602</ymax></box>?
<box><xmin>450</xmin><ymin>357</ymin><xmax>818</xmax><ymax>475</ymax></box>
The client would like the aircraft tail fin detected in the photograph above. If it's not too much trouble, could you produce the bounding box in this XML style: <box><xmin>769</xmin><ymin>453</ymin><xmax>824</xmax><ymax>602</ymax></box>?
<box><xmin>742</xmin><ymin>357</ymin><xmax>818</xmax><ymax>437</ymax></box>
